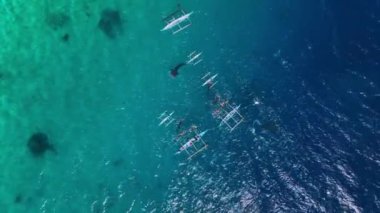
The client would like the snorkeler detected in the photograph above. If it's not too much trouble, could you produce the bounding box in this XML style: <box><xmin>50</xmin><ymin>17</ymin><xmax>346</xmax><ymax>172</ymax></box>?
<box><xmin>176</xmin><ymin>119</ymin><xmax>185</xmax><ymax>133</ymax></box>
<box><xmin>212</xmin><ymin>94</ymin><xmax>224</xmax><ymax>105</ymax></box>
<box><xmin>175</xmin><ymin>130</ymin><xmax>187</xmax><ymax>141</ymax></box>
<box><xmin>170</xmin><ymin>62</ymin><xmax>187</xmax><ymax>77</ymax></box>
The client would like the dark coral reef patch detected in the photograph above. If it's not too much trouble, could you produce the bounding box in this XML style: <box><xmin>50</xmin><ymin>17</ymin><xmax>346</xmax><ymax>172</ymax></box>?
<box><xmin>98</xmin><ymin>9</ymin><xmax>123</xmax><ymax>39</ymax></box>
<box><xmin>46</xmin><ymin>12</ymin><xmax>70</xmax><ymax>30</ymax></box>
<box><xmin>27</xmin><ymin>132</ymin><xmax>56</xmax><ymax>157</ymax></box>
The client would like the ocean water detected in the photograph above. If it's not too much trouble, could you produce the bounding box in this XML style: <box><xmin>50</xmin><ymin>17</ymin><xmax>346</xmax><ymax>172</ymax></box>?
<box><xmin>0</xmin><ymin>0</ymin><xmax>379</xmax><ymax>212</ymax></box>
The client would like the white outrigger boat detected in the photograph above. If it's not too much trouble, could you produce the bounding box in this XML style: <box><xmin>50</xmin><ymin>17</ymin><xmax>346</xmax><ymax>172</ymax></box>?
<box><xmin>201</xmin><ymin>72</ymin><xmax>218</xmax><ymax>88</ymax></box>
<box><xmin>212</xmin><ymin>97</ymin><xmax>244</xmax><ymax>132</ymax></box>
<box><xmin>161</xmin><ymin>9</ymin><xmax>193</xmax><ymax>34</ymax></box>
<box><xmin>176</xmin><ymin>127</ymin><xmax>208</xmax><ymax>160</ymax></box>
<box><xmin>158</xmin><ymin>111</ymin><xmax>175</xmax><ymax>127</ymax></box>
<box><xmin>186</xmin><ymin>51</ymin><xmax>203</xmax><ymax>65</ymax></box>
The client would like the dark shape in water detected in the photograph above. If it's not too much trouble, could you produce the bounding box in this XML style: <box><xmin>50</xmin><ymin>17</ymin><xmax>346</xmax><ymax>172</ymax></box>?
<box><xmin>261</xmin><ymin>121</ymin><xmax>279</xmax><ymax>133</ymax></box>
<box><xmin>111</xmin><ymin>158</ymin><xmax>124</xmax><ymax>167</ymax></box>
<box><xmin>176</xmin><ymin>119</ymin><xmax>185</xmax><ymax>133</ymax></box>
<box><xmin>61</xmin><ymin>33</ymin><xmax>70</xmax><ymax>42</ymax></box>
<box><xmin>46</xmin><ymin>12</ymin><xmax>70</xmax><ymax>30</ymax></box>
<box><xmin>170</xmin><ymin>62</ymin><xmax>187</xmax><ymax>77</ymax></box>
<box><xmin>27</xmin><ymin>132</ymin><xmax>57</xmax><ymax>157</ymax></box>
<box><xmin>98</xmin><ymin>9</ymin><xmax>123</xmax><ymax>39</ymax></box>
<box><xmin>14</xmin><ymin>194</ymin><xmax>22</xmax><ymax>203</ymax></box>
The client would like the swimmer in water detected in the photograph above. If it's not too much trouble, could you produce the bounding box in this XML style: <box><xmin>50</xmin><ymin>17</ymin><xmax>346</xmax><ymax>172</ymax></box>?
<box><xmin>212</xmin><ymin>94</ymin><xmax>221</xmax><ymax>105</ymax></box>
<box><xmin>170</xmin><ymin>62</ymin><xmax>186</xmax><ymax>77</ymax></box>
<box><xmin>176</xmin><ymin>119</ymin><xmax>184</xmax><ymax>133</ymax></box>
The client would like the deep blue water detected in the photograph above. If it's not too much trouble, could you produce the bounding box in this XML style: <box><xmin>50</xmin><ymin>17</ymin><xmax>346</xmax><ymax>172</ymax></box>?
<box><xmin>164</xmin><ymin>0</ymin><xmax>380</xmax><ymax>212</ymax></box>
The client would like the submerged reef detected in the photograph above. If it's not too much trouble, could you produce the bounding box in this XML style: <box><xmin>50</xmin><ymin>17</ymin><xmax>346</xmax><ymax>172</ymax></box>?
<box><xmin>14</xmin><ymin>194</ymin><xmax>22</xmax><ymax>203</ymax></box>
<box><xmin>27</xmin><ymin>132</ymin><xmax>57</xmax><ymax>157</ymax></box>
<box><xmin>46</xmin><ymin>12</ymin><xmax>70</xmax><ymax>30</ymax></box>
<box><xmin>61</xmin><ymin>33</ymin><xmax>70</xmax><ymax>42</ymax></box>
<box><xmin>98</xmin><ymin>9</ymin><xmax>123</xmax><ymax>39</ymax></box>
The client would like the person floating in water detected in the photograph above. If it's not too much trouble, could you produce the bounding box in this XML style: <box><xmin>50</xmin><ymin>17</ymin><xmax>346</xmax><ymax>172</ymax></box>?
<box><xmin>170</xmin><ymin>62</ymin><xmax>187</xmax><ymax>77</ymax></box>
<box><xmin>176</xmin><ymin>119</ymin><xmax>185</xmax><ymax>133</ymax></box>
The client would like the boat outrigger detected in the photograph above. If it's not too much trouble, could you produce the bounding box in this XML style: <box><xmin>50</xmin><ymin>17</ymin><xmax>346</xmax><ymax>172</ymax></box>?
<box><xmin>175</xmin><ymin>126</ymin><xmax>208</xmax><ymax>160</ymax></box>
<box><xmin>161</xmin><ymin>8</ymin><xmax>193</xmax><ymax>34</ymax></box>
<box><xmin>158</xmin><ymin>111</ymin><xmax>175</xmax><ymax>127</ymax></box>
<box><xmin>212</xmin><ymin>97</ymin><xmax>244</xmax><ymax>132</ymax></box>
<box><xmin>186</xmin><ymin>51</ymin><xmax>203</xmax><ymax>65</ymax></box>
<box><xmin>201</xmin><ymin>72</ymin><xmax>218</xmax><ymax>89</ymax></box>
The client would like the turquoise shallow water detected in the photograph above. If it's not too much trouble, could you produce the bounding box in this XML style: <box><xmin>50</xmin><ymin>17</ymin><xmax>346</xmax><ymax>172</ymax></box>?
<box><xmin>0</xmin><ymin>0</ymin><xmax>191</xmax><ymax>211</ymax></box>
